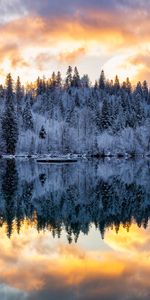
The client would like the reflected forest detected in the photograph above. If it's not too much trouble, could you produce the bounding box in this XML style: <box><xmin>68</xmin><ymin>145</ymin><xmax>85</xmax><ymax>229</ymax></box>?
<box><xmin>0</xmin><ymin>159</ymin><xmax>150</xmax><ymax>241</ymax></box>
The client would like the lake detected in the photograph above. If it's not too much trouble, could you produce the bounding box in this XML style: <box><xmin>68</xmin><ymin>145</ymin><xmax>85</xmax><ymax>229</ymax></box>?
<box><xmin>0</xmin><ymin>158</ymin><xmax>150</xmax><ymax>300</ymax></box>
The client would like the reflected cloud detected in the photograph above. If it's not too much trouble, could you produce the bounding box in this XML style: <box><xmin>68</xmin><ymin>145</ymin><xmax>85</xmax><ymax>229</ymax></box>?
<box><xmin>0</xmin><ymin>224</ymin><xmax>150</xmax><ymax>299</ymax></box>
<box><xmin>0</xmin><ymin>159</ymin><xmax>149</xmax><ymax>299</ymax></box>
<box><xmin>106</xmin><ymin>224</ymin><xmax>150</xmax><ymax>253</ymax></box>
<box><xmin>0</xmin><ymin>283</ymin><xmax>27</xmax><ymax>300</ymax></box>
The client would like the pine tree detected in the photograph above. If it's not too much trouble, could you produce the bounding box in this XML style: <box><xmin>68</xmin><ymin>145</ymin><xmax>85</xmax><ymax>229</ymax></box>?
<box><xmin>22</xmin><ymin>96</ymin><xmax>33</xmax><ymax>131</ymax></box>
<box><xmin>36</xmin><ymin>77</ymin><xmax>43</xmax><ymax>96</ymax></box>
<box><xmin>126</xmin><ymin>77</ymin><xmax>132</xmax><ymax>94</ymax></box>
<box><xmin>72</xmin><ymin>67</ymin><xmax>80</xmax><ymax>87</ymax></box>
<box><xmin>75</xmin><ymin>93</ymin><xmax>80</xmax><ymax>107</ymax></box>
<box><xmin>135</xmin><ymin>81</ymin><xmax>143</xmax><ymax>97</ymax></box>
<box><xmin>142</xmin><ymin>80</ymin><xmax>148</xmax><ymax>102</ymax></box>
<box><xmin>2</xmin><ymin>73</ymin><xmax>18</xmax><ymax>155</ymax></box>
<box><xmin>2</xmin><ymin>159</ymin><xmax>18</xmax><ymax>237</ymax></box>
<box><xmin>39</xmin><ymin>125</ymin><xmax>46</xmax><ymax>139</ymax></box>
<box><xmin>100</xmin><ymin>97</ymin><xmax>111</xmax><ymax>130</ymax></box>
<box><xmin>99</xmin><ymin>70</ymin><xmax>106</xmax><ymax>89</ymax></box>
<box><xmin>0</xmin><ymin>84</ymin><xmax>4</xmax><ymax>97</ymax></box>
<box><xmin>16</xmin><ymin>76</ymin><xmax>23</xmax><ymax>114</ymax></box>
<box><xmin>65</xmin><ymin>66</ymin><xmax>72</xmax><ymax>88</ymax></box>
<box><xmin>94</xmin><ymin>80</ymin><xmax>98</xmax><ymax>90</ymax></box>
<box><xmin>29</xmin><ymin>136</ymin><xmax>35</xmax><ymax>156</ymax></box>
<box><xmin>16</xmin><ymin>76</ymin><xmax>22</xmax><ymax>101</ymax></box>
<box><xmin>56</xmin><ymin>71</ymin><xmax>62</xmax><ymax>88</ymax></box>
<box><xmin>51</xmin><ymin>72</ymin><xmax>57</xmax><ymax>88</ymax></box>
<box><xmin>114</xmin><ymin>75</ymin><xmax>120</xmax><ymax>93</ymax></box>
<box><xmin>81</xmin><ymin>74</ymin><xmax>90</xmax><ymax>88</ymax></box>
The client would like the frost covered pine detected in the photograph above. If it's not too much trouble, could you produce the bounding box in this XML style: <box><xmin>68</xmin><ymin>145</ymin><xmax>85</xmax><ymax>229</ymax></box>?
<box><xmin>2</xmin><ymin>74</ymin><xmax>18</xmax><ymax>155</ymax></box>
<box><xmin>0</xmin><ymin>69</ymin><xmax>149</xmax><ymax>156</ymax></box>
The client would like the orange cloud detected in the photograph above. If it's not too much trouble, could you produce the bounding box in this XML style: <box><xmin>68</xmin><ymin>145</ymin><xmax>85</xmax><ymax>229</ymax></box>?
<box><xmin>0</xmin><ymin>224</ymin><xmax>150</xmax><ymax>299</ymax></box>
<box><xmin>0</xmin><ymin>43</ymin><xmax>28</xmax><ymax>68</ymax></box>
<box><xmin>58</xmin><ymin>47</ymin><xmax>86</xmax><ymax>63</ymax></box>
<box><xmin>0</xmin><ymin>7</ymin><xmax>150</xmax><ymax>82</ymax></box>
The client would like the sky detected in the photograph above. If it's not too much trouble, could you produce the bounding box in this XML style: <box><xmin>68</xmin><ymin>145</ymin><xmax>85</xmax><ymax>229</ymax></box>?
<box><xmin>0</xmin><ymin>223</ymin><xmax>150</xmax><ymax>299</ymax></box>
<box><xmin>0</xmin><ymin>0</ymin><xmax>150</xmax><ymax>84</ymax></box>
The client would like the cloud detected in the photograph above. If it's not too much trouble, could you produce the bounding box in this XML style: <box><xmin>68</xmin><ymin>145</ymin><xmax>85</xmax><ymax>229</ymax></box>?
<box><xmin>34</xmin><ymin>53</ymin><xmax>54</xmax><ymax>71</ymax></box>
<box><xmin>0</xmin><ymin>284</ymin><xmax>27</xmax><ymax>300</ymax></box>
<box><xmin>0</xmin><ymin>1</ymin><xmax>150</xmax><ymax>82</ymax></box>
<box><xmin>8</xmin><ymin>0</ymin><xmax>150</xmax><ymax>20</ymax></box>
<box><xmin>58</xmin><ymin>48</ymin><xmax>86</xmax><ymax>63</ymax></box>
<box><xmin>0</xmin><ymin>0</ymin><xmax>27</xmax><ymax>24</ymax></box>
<box><xmin>0</xmin><ymin>224</ymin><xmax>150</xmax><ymax>300</ymax></box>
<box><xmin>0</xmin><ymin>43</ymin><xmax>29</xmax><ymax>69</ymax></box>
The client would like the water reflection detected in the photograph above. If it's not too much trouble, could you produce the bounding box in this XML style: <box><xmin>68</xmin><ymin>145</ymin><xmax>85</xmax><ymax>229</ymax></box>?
<box><xmin>0</xmin><ymin>159</ymin><xmax>150</xmax><ymax>240</ymax></box>
<box><xmin>0</xmin><ymin>158</ymin><xmax>150</xmax><ymax>300</ymax></box>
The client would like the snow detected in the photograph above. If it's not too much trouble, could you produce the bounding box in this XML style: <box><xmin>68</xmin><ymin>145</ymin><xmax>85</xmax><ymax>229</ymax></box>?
<box><xmin>0</xmin><ymin>72</ymin><xmax>150</xmax><ymax>157</ymax></box>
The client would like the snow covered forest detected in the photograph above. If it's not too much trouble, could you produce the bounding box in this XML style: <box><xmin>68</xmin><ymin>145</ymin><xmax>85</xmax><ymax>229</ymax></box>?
<box><xmin>0</xmin><ymin>68</ymin><xmax>150</xmax><ymax>156</ymax></box>
<box><xmin>0</xmin><ymin>159</ymin><xmax>149</xmax><ymax>239</ymax></box>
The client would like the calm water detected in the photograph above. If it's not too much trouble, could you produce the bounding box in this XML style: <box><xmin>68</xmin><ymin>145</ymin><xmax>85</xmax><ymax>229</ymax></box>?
<box><xmin>0</xmin><ymin>158</ymin><xmax>150</xmax><ymax>300</ymax></box>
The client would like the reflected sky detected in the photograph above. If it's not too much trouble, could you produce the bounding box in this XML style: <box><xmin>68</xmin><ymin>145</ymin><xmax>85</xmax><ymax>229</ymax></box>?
<box><xmin>0</xmin><ymin>223</ymin><xmax>150</xmax><ymax>299</ymax></box>
<box><xmin>0</xmin><ymin>159</ymin><xmax>150</xmax><ymax>299</ymax></box>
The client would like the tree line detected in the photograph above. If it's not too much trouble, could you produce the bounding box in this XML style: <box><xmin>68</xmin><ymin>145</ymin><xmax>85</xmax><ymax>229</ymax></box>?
<box><xmin>0</xmin><ymin>68</ymin><xmax>150</xmax><ymax>156</ymax></box>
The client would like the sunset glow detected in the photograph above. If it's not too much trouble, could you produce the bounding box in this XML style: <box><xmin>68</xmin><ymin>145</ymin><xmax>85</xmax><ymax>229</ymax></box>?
<box><xmin>0</xmin><ymin>223</ymin><xmax>150</xmax><ymax>299</ymax></box>
<box><xmin>0</xmin><ymin>1</ymin><xmax>150</xmax><ymax>83</ymax></box>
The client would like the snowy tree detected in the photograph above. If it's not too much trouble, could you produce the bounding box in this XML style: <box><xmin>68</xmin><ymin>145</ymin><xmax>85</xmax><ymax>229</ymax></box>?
<box><xmin>100</xmin><ymin>97</ymin><xmax>111</xmax><ymax>130</ymax></box>
<box><xmin>39</xmin><ymin>125</ymin><xmax>47</xmax><ymax>139</ymax></box>
<box><xmin>0</xmin><ymin>66</ymin><xmax>149</xmax><ymax>157</ymax></box>
<box><xmin>2</xmin><ymin>74</ymin><xmax>18</xmax><ymax>155</ymax></box>
<box><xmin>81</xmin><ymin>74</ymin><xmax>90</xmax><ymax>88</ymax></box>
<box><xmin>22</xmin><ymin>96</ymin><xmax>33</xmax><ymax>131</ymax></box>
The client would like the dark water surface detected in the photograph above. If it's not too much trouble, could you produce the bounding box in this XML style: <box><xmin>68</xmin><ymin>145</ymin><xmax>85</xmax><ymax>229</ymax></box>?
<box><xmin>0</xmin><ymin>158</ymin><xmax>150</xmax><ymax>300</ymax></box>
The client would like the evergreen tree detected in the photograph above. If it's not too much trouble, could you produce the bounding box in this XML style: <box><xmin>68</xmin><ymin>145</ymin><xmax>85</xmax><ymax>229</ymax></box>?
<box><xmin>114</xmin><ymin>75</ymin><xmax>120</xmax><ymax>93</ymax></box>
<box><xmin>29</xmin><ymin>136</ymin><xmax>35</xmax><ymax>156</ymax></box>
<box><xmin>2</xmin><ymin>159</ymin><xmax>18</xmax><ymax>237</ymax></box>
<box><xmin>0</xmin><ymin>84</ymin><xmax>4</xmax><ymax>97</ymax></box>
<box><xmin>16</xmin><ymin>76</ymin><xmax>22</xmax><ymax>101</ymax></box>
<box><xmin>39</xmin><ymin>125</ymin><xmax>47</xmax><ymax>139</ymax></box>
<box><xmin>36</xmin><ymin>77</ymin><xmax>43</xmax><ymax>96</ymax></box>
<box><xmin>51</xmin><ymin>72</ymin><xmax>57</xmax><ymax>88</ymax></box>
<box><xmin>72</xmin><ymin>67</ymin><xmax>80</xmax><ymax>87</ymax></box>
<box><xmin>126</xmin><ymin>77</ymin><xmax>132</xmax><ymax>94</ymax></box>
<box><xmin>22</xmin><ymin>96</ymin><xmax>33</xmax><ymax>131</ymax></box>
<box><xmin>142</xmin><ymin>80</ymin><xmax>148</xmax><ymax>102</ymax></box>
<box><xmin>99</xmin><ymin>70</ymin><xmax>106</xmax><ymax>89</ymax></box>
<box><xmin>56</xmin><ymin>71</ymin><xmax>62</xmax><ymax>88</ymax></box>
<box><xmin>16</xmin><ymin>76</ymin><xmax>23</xmax><ymax>114</ymax></box>
<box><xmin>75</xmin><ymin>93</ymin><xmax>80</xmax><ymax>107</ymax></box>
<box><xmin>94</xmin><ymin>80</ymin><xmax>98</xmax><ymax>90</ymax></box>
<box><xmin>135</xmin><ymin>81</ymin><xmax>143</xmax><ymax>97</ymax></box>
<box><xmin>100</xmin><ymin>97</ymin><xmax>111</xmax><ymax>130</ymax></box>
<box><xmin>65</xmin><ymin>66</ymin><xmax>72</xmax><ymax>88</ymax></box>
<box><xmin>81</xmin><ymin>74</ymin><xmax>90</xmax><ymax>88</ymax></box>
<box><xmin>2</xmin><ymin>73</ymin><xmax>18</xmax><ymax>155</ymax></box>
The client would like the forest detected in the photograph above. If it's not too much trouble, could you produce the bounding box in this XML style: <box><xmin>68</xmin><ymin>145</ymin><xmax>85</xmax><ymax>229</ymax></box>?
<box><xmin>0</xmin><ymin>159</ymin><xmax>149</xmax><ymax>240</ymax></box>
<box><xmin>0</xmin><ymin>68</ymin><xmax>150</xmax><ymax>157</ymax></box>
